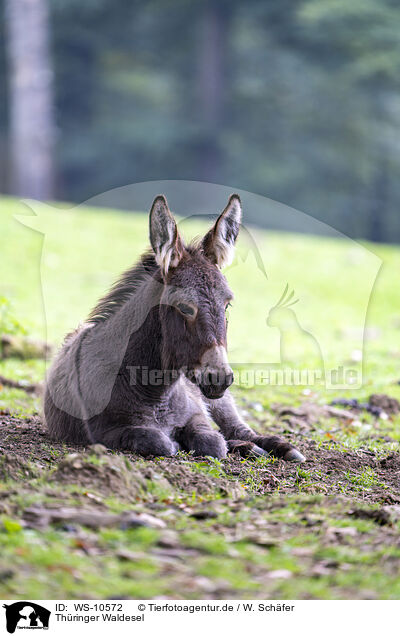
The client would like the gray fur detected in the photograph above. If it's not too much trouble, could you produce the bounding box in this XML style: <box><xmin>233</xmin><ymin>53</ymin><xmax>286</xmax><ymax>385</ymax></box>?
<box><xmin>44</xmin><ymin>195</ymin><xmax>304</xmax><ymax>462</ymax></box>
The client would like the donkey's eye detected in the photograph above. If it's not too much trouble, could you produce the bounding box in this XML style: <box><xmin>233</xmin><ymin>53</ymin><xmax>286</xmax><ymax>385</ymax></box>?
<box><xmin>176</xmin><ymin>303</ymin><xmax>196</xmax><ymax>318</ymax></box>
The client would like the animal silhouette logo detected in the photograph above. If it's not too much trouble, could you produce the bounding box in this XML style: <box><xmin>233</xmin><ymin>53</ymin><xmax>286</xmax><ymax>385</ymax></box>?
<box><xmin>3</xmin><ymin>602</ymin><xmax>50</xmax><ymax>633</ymax></box>
<box><xmin>267</xmin><ymin>283</ymin><xmax>324</xmax><ymax>371</ymax></box>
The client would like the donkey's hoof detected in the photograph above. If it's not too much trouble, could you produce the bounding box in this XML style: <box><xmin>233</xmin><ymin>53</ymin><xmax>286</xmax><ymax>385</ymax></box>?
<box><xmin>284</xmin><ymin>449</ymin><xmax>305</xmax><ymax>463</ymax></box>
<box><xmin>227</xmin><ymin>440</ymin><xmax>270</xmax><ymax>458</ymax></box>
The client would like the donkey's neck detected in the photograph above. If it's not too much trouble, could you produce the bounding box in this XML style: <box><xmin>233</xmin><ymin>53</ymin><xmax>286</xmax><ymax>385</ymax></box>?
<box><xmin>123</xmin><ymin>309</ymin><xmax>164</xmax><ymax>396</ymax></box>
<box><xmin>116</xmin><ymin>276</ymin><xmax>175</xmax><ymax>401</ymax></box>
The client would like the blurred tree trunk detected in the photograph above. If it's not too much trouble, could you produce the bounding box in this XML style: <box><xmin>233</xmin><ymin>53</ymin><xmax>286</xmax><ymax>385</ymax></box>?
<box><xmin>368</xmin><ymin>92</ymin><xmax>389</xmax><ymax>243</ymax></box>
<box><xmin>369</xmin><ymin>151</ymin><xmax>388</xmax><ymax>243</ymax></box>
<box><xmin>197</xmin><ymin>1</ymin><xmax>227</xmax><ymax>182</ymax></box>
<box><xmin>5</xmin><ymin>0</ymin><xmax>55</xmax><ymax>199</ymax></box>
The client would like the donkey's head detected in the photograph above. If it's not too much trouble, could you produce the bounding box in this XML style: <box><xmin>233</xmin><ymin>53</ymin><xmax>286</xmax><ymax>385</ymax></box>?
<box><xmin>149</xmin><ymin>194</ymin><xmax>241</xmax><ymax>399</ymax></box>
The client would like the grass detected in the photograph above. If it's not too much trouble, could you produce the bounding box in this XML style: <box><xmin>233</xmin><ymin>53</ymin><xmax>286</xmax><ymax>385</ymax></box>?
<box><xmin>0</xmin><ymin>194</ymin><xmax>400</xmax><ymax>599</ymax></box>
<box><xmin>344</xmin><ymin>467</ymin><xmax>387</xmax><ymax>491</ymax></box>
<box><xmin>1</xmin><ymin>492</ymin><xmax>399</xmax><ymax>599</ymax></box>
<box><xmin>1</xmin><ymin>195</ymin><xmax>400</xmax><ymax>407</ymax></box>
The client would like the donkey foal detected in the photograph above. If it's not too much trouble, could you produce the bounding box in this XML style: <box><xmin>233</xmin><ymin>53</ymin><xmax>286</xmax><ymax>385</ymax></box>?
<box><xmin>44</xmin><ymin>194</ymin><xmax>305</xmax><ymax>463</ymax></box>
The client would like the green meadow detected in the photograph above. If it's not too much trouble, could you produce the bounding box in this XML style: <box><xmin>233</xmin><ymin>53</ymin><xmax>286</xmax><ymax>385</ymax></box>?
<box><xmin>0</xmin><ymin>196</ymin><xmax>400</xmax><ymax>599</ymax></box>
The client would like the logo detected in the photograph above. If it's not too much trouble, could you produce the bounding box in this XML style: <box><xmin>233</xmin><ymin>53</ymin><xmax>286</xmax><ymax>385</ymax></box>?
<box><xmin>3</xmin><ymin>603</ymin><xmax>50</xmax><ymax>634</ymax></box>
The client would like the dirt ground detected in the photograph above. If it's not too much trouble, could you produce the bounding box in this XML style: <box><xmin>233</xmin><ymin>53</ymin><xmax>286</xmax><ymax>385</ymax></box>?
<box><xmin>0</xmin><ymin>402</ymin><xmax>399</xmax><ymax>599</ymax></box>
<box><xmin>1</xmin><ymin>410</ymin><xmax>399</xmax><ymax>502</ymax></box>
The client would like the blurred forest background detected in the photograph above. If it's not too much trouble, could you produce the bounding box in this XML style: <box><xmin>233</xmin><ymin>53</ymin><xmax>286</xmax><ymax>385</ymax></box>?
<box><xmin>1</xmin><ymin>0</ymin><xmax>400</xmax><ymax>242</ymax></box>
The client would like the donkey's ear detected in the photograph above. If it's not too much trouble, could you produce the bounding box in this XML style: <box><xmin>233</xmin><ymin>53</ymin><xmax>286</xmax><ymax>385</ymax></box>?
<box><xmin>203</xmin><ymin>194</ymin><xmax>242</xmax><ymax>268</ymax></box>
<box><xmin>149</xmin><ymin>195</ymin><xmax>185</xmax><ymax>276</ymax></box>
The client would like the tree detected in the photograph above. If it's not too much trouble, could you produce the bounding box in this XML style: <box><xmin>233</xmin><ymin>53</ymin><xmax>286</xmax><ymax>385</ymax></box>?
<box><xmin>5</xmin><ymin>0</ymin><xmax>56</xmax><ymax>199</ymax></box>
<box><xmin>196</xmin><ymin>1</ymin><xmax>228</xmax><ymax>182</ymax></box>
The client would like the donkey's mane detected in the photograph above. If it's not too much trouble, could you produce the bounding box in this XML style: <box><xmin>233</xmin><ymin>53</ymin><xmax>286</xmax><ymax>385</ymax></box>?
<box><xmin>87</xmin><ymin>250</ymin><xmax>159</xmax><ymax>324</ymax></box>
<box><xmin>87</xmin><ymin>242</ymin><xmax>204</xmax><ymax>325</ymax></box>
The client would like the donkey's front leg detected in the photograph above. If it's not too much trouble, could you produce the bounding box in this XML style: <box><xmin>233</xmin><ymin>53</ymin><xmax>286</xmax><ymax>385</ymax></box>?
<box><xmin>174</xmin><ymin>414</ymin><xmax>227</xmax><ymax>459</ymax></box>
<box><xmin>96</xmin><ymin>423</ymin><xmax>178</xmax><ymax>457</ymax></box>
<box><xmin>204</xmin><ymin>392</ymin><xmax>305</xmax><ymax>463</ymax></box>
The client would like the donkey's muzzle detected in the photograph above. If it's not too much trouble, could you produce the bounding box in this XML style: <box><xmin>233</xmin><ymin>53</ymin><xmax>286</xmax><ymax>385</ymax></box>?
<box><xmin>195</xmin><ymin>345</ymin><xmax>233</xmax><ymax>399</ymax></box>
<box><xmin>199</xmin><ymin>369</ymin><xmax>234</xmax><ymax>399</ymax></box>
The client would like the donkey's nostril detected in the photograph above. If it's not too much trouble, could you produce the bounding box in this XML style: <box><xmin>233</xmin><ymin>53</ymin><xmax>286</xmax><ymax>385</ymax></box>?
<box><xmin>203</xmin><ymin>371</ymin><xmax>216</xmax><ymax>387</ymax></box>
<box><xmin>225</xmin><ymin>372</ymin><xmax>234</xmax><ymax>388</ymax></box>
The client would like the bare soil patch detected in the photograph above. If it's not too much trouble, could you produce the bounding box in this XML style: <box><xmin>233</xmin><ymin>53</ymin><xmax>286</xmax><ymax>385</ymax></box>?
<box><xmin>0</xmin><ymin>408</ymin><xmax>399</xmax><ymax>599</ymax></box>
<box><xmin>0</xmin><ymin>410</ymin><xmax>398</xmax><ymax>504</ymax></box>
